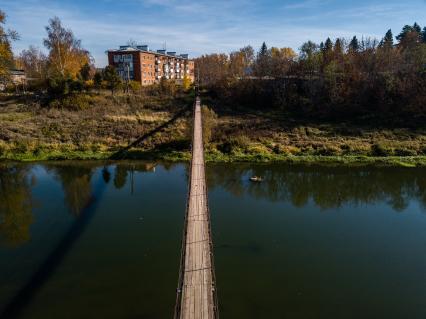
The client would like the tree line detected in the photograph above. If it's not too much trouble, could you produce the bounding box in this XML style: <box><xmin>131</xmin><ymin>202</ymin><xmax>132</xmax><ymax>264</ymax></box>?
<box><xmin>195</xmin><ymin>23</ymin><xmax>426</xmax><ymax>123</ymax></box>
<box><xmin>0</xmin><ymin>10</ymin><xmax>190</xmax><ymax>102</ymax></box>
<box><xmin>0</xmin><ymin>11</ymin><xmax>126</xmax><ymax>97</ymax></box>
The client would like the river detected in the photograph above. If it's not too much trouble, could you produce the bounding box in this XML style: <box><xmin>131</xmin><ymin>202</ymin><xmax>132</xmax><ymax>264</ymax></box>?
<box><xmin>0</xmin><ymin>162</ymin><xmax>425</xmax><ymax>318</ymax></box>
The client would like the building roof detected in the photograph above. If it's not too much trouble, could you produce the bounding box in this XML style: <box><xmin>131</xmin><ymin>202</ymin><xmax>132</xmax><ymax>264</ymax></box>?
<box><xmin>107</xmin><ymin>46</ymin><xmax>191</xmax><ymax>60</ymax></box>
<box><xmin>9</xmin><ymin>69</ymin><xmax>26</xmax><ymax>76</ymax></box>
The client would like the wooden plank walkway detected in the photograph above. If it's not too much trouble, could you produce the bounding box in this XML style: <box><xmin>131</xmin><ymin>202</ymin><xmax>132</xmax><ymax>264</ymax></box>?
<box><xmin>175</xmin><ymin>97</ymin><xmax>218</xmax><ymax>319</ymax></box>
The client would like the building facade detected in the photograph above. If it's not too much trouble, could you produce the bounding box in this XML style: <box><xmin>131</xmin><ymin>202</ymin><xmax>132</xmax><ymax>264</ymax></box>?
<box><xmin>107</xmin><ymin>45</ymin><xmax>195</xmax><ymax>86</ymax></box>
<box><xmin>0</xmin><ymin>69</ymin><xmax>27</xmax><ymax>92</ymax></box>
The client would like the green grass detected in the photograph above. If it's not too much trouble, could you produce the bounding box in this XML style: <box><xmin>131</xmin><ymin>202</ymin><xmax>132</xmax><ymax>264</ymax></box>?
<box><xmin>204</xmin><ymin>151</ymin><xmax>426</xmax><ymax>167</ymax></box>
<box><xmin>2</xmin><ymin>146</ymin><xmax>426</xmax><ymax>167</ymax></box>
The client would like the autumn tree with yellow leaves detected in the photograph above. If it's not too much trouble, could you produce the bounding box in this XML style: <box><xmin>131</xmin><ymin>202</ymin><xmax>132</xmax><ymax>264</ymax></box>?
<box><xmin>43</xmin><ymin>17</ymin><xmax>91</xmax><ymax>79</ymax></box>
<box><xmin>0</xmin><ymin>10</ymin><xmax>18</xmax><ymax>81</ymax></box>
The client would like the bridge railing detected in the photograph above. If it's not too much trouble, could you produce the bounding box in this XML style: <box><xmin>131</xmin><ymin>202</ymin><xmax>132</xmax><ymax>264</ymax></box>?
<box><xmin>173</xmin><ymin>98</ymin><xmax>196</xmax><ymax>319</ymax></box>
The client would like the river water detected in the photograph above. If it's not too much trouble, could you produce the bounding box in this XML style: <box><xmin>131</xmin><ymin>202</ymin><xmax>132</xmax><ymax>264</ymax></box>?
<box><xmin>0</xmin><ymin>162</ymin><xmax>425</xmax><ymax>318</ymax></box>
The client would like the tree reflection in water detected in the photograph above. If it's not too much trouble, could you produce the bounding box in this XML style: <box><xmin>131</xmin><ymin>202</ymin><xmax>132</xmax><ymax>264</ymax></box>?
<box><xmin>48</xmin><ymin>165</ymin><xmax>94</xmax><ymax>216</ymax></box>
<box><xmin>2</xmin><ymin>161</ymin><xmax>423</xmax><ymax>250</ymax></box>
<box><xmin>0</xmin><ymin>164</ymin><xmax>34</xmax><ymax>247</ymax></box>
<box><xmin>206</xmin><ymin>164</ymin><xmax>426</xmax><ymax>211</ymax></box>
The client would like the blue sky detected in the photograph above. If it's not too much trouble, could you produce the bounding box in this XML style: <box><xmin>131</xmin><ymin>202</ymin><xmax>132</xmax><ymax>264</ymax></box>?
<box><xmin>2</xmin><ymin>0</ymin><xmax>426</xmax><ymax>66</ymax></box>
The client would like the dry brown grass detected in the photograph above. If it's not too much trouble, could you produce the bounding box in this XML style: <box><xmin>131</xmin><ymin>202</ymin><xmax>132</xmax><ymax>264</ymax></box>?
<box><xmin>0</xmin><ymin>92</ymin><xmax>191</xmax><ymax>158</ymax></box>
<box><xmin>211</xmin><ymin>113</ymin><xmax>426</xmax><ymax>157</ymax></box>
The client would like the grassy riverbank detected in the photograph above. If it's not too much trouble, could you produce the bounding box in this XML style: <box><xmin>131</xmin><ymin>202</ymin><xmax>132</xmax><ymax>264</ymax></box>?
<box><xmin>1</xmin><ymin>92</ymin><xmax>426</xmax><ymax>167</ymax></box>
<box><xmin>2</xmin><ymin>148</ymin><xmax>426</xmax><ymax>167</ymax></box>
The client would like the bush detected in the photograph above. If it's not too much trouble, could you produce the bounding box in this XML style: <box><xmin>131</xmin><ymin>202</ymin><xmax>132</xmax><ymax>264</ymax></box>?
<box><xmin>129</xmin><ymin>81</ymin><xmax>142</xmax><ymax>93</ymax></box>
<box><xmin>314</xmin><ymin>145</ymin><xmax>341</xmax><ymax>156</ymax></box>
<box><xmin>41</xmin><ymin>123</ymin><xmax>62</xmax><ymax>138</ymax></box>
<box><xmin>49</xmin><ymin>94</ymin><xmax>91</xmax><ymax>110</ymax></box>
<box><xmin>201</xmin><ymin>105</ymin><xmax>217</xmax><ymax>144</ymax></box>
<box><xmin>394</xmin><ymin>148</ymin><xmax>418</xmax><ymax>156</ymax></box>
<box><xmin>273</xmin><ymin>144</ymin><xmax>301</xmax><ymax>155</ymax></box>
<box><xmin>371</xmin><ymin>143</ymin><xmax>392</xmax><ymax>156</ymax></box>
<box><xmin>217</xmin><ymin>135</ymin><xmax>250</xmax><ymax>154</ymax></box>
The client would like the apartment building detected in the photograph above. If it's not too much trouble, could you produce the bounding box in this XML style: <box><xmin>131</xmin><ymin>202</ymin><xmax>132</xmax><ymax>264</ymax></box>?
<box><xmin>107</xmin><ymin>45</ymin><xmax>195</xmax><ymax>86</ymax></box>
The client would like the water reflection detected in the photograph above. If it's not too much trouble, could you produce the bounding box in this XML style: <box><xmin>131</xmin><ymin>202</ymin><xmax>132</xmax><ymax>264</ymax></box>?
<box><xmin>1</xmin><ymin>163</ymin><xmax>105</xmax><ymax>319</ymax></box>
<box><xmin>47</xmin><ymin>165</ymin><xmax>94</xmax><ymax>216</ymax></box>
<box><xmin>113</xmin><ymin>165</ymin><xmax>128</xmax><ymax>189</ymax></box>
<box><xmin>0</xmin><ymin>164</ymin><xmax>34</xmax><ymax>247</ymax></box>
<box><xmin>1</xmin><ymin>161</ymin><xmax>426</xmax><ymax>318</ymax></box>
<box><xmin>206</xmin><ymin>164</ymin><xmax>426</xmax><ymax>211</ymax></box>
<box><xmin>0</xmin><ymin>162</ymin><xmax>170</xmax><ymax>249</ymax></box>
<box><xmin>0</xmin><ymin>161</ymin><xmax>183</xmax><ymax>319</ymax></box>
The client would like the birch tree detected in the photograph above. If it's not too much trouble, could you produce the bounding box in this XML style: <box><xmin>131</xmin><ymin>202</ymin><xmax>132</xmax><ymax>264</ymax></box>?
<box><xmin>43</xmin><ymin>17</ymin><xmax>91</xmax><ymax>79</ymax></box>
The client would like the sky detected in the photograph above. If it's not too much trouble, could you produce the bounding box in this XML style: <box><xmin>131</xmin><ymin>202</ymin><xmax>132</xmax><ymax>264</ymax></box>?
<box><xmin>2</xmin><ymin>0</ymin><xmax>426</xmax><ymax>67</ymax></box>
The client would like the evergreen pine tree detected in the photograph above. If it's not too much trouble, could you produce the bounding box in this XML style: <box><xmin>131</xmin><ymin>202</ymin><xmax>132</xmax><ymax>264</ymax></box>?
<box><xmin>323</xmin><ymin>38</ymin><xmax>333</xmax><ymax>52</ymax></box>
<box><xmin>380</xmin><ymin>29</ymin><xmax>394</xmax><ymax>49</ymax></box>
<box><xmin>103</xmin><ymin>66</ymin><xmax>121</xmax><ymax>96</ymax></box>
<box><xmin>349</xmin><ymin>36</ymin><xmax>359</xmax><ymax>52</ymax></box>
<box><xmin>413</xmin><ymin>22</ymin><xmax>421</xmax><ymax>34</ymax></box>
<box><xmin>79</xmin><ymin>63</ymin><xmax>91</xmax><ymax>82</ymax></box>
<box><xmin>93</xmin><ymin>72</ymin><xmax>103</xmax><ymax>93</ymax></box>
<box><xmin>334</xmin><ymin>38</ymin><xmax>343</xmax><ymax>56</ymax></box>
<box><xmin>397</xmin><ymin>23</ymin><xmax>423</xmax><ymax>46</ymax></box>
<box><xmin>259</xmin><ymin>42</ymin><xmax>268</xmax><ymax>57</ymax></box>
<box><xmin>256</xmin><ymin>42</ymin><xmax>269</xmax><ymax>76</ymax></box>
<box><xmin>422</xmin><ymin>27</ymin><xmax>426</xmax><ymax>43</ymax></box>
<box><xmin>396</xmin><ymin>25</ymin><xmax>413</xmax><ymax>42</ymax></box>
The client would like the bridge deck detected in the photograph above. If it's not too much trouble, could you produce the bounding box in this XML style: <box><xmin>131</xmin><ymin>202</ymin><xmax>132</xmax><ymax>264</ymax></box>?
<box><xmin>176</xmin><ymin>98</ymin><xmax>217</xmax><ymax>319</ymax></box>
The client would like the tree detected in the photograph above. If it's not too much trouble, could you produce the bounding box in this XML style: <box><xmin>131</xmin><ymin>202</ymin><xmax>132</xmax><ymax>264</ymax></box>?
<box><xmin>259</xmin><ymin>42</ymin><xmax>268</xmax><ymax>57</ymax></box>
<box><xmin>413</xmin><ymin>22</ymin><xmax>421</xmax><ymax>34</ymax></box>
<box><xmin>299</xmin><ymin>41</ymin><xmax>320</xmax><ymax>76</ymax></box>
<box><xmin>396</xmin><ymin>23</ymin><xmax>422</xmax><ymax>47</ymax></box>
<box><xmin>18</xmin><ymin>46</ymin><xmax>48</xmax><ymax>80</ymax></box>
<box><xmin>229</xmin><ymin>46</ymin><xmax>255</xmax><ymax>78</ymax></box>
<box><xmin>93</xmin><ymin>71</ymin><xmax>103</xmax><ymax>93</ymax></box>
<box><xmin>300</xmin><ymin>41</ymin><xmax>318</xmax><ymax>59</ymax></box>
<box><xmin>422</xmin><ymin>27</ymin><xmax>426</xmax><ymax>43</ymax></box>
<box><xmin>348</xmin><ymin>36</ymin><xmax>359</xmax><ymax>53</ymax></box>
<box><xmin>201</xmin><ymin>105</ymin><xmax>217</xmax><ymax>144</ymax></box>
<box><xmin>323</xmin><ymin>38</ymin><xmax>333</xmax><ymax>52</ymax></box>
<box><xmin>0</xmin><ymin>10</ymin><xmax>19</xmax><ymax>81</ymax></box>
<box><xmin>255</xmin><ymin>42</ymin><xmax>271</xmax><ymax>76</ymax></box>
<box><xmin>240</xmin><ymin>45</ymin><xmax>255</xmax><ymax>73</ymax></box>
<box><xmin>270</xmin><ymin>47</ymin><xmax>296</xmax><ymax>76</ymax></box>
<box><xmin>334</xmin><ymin>38</ymin><xmax>344</xmax><ymax>56</ymax></box>
<box><xmin>43</xmin><ymin>17</ymin><xmax>91</xmax><ymax>79</ymax></box>
<box><xmin>396</xmin><ymin>25</ymin><xmax>414</xmax><ymax>42</ymax></box>
<box><xmin>182</xmin><ymin>74</ymin><xmax>191</xmax><ymax>91</ymax></box>
<box><xmin>79</xmin><ymin>63</ymin><xmax>92</xmax><ymax>81</ymax></box>
<box><xmin>194</xmin><ymin>53</ymin><xmax>229</xmax><ymax>86</ymax></box>
<box><xmin>321</xmin><ymin>38</ymin><xmax>334</xmax><ymax>65</ymax></box>
<box><xmin>379</xmin><ymin>29</ymin><xmax>394</xmax><ymax>49</ymax></box>
<box><xmin>103</xmin><ymin>65</ymin><xmax>122</xmax><ymax>95</ymax></box>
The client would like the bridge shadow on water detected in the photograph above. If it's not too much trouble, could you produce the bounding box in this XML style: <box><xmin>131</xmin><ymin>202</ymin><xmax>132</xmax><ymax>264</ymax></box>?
<box><xmin>0</xmin><ymin>175</ymin><xmax>107</xmax><ymax>319</ymax></box>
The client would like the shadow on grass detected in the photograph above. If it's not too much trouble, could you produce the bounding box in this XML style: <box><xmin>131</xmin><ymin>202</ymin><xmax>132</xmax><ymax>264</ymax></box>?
<box><xmin>109</xmin><ymin>106</ymin><xmax>191</xmax><ymax>160</ymax></box>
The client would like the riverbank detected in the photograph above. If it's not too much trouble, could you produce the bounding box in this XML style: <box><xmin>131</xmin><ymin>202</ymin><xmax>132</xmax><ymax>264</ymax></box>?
<box><xmin>2</xmin><ymin>146</ymin><xmax>426</xmax><ymax>167</ymax></box>
<box><xmin>1</xmin><ymin>92</ymin><xmax>426</xmax><ymax>167</ymax></box>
